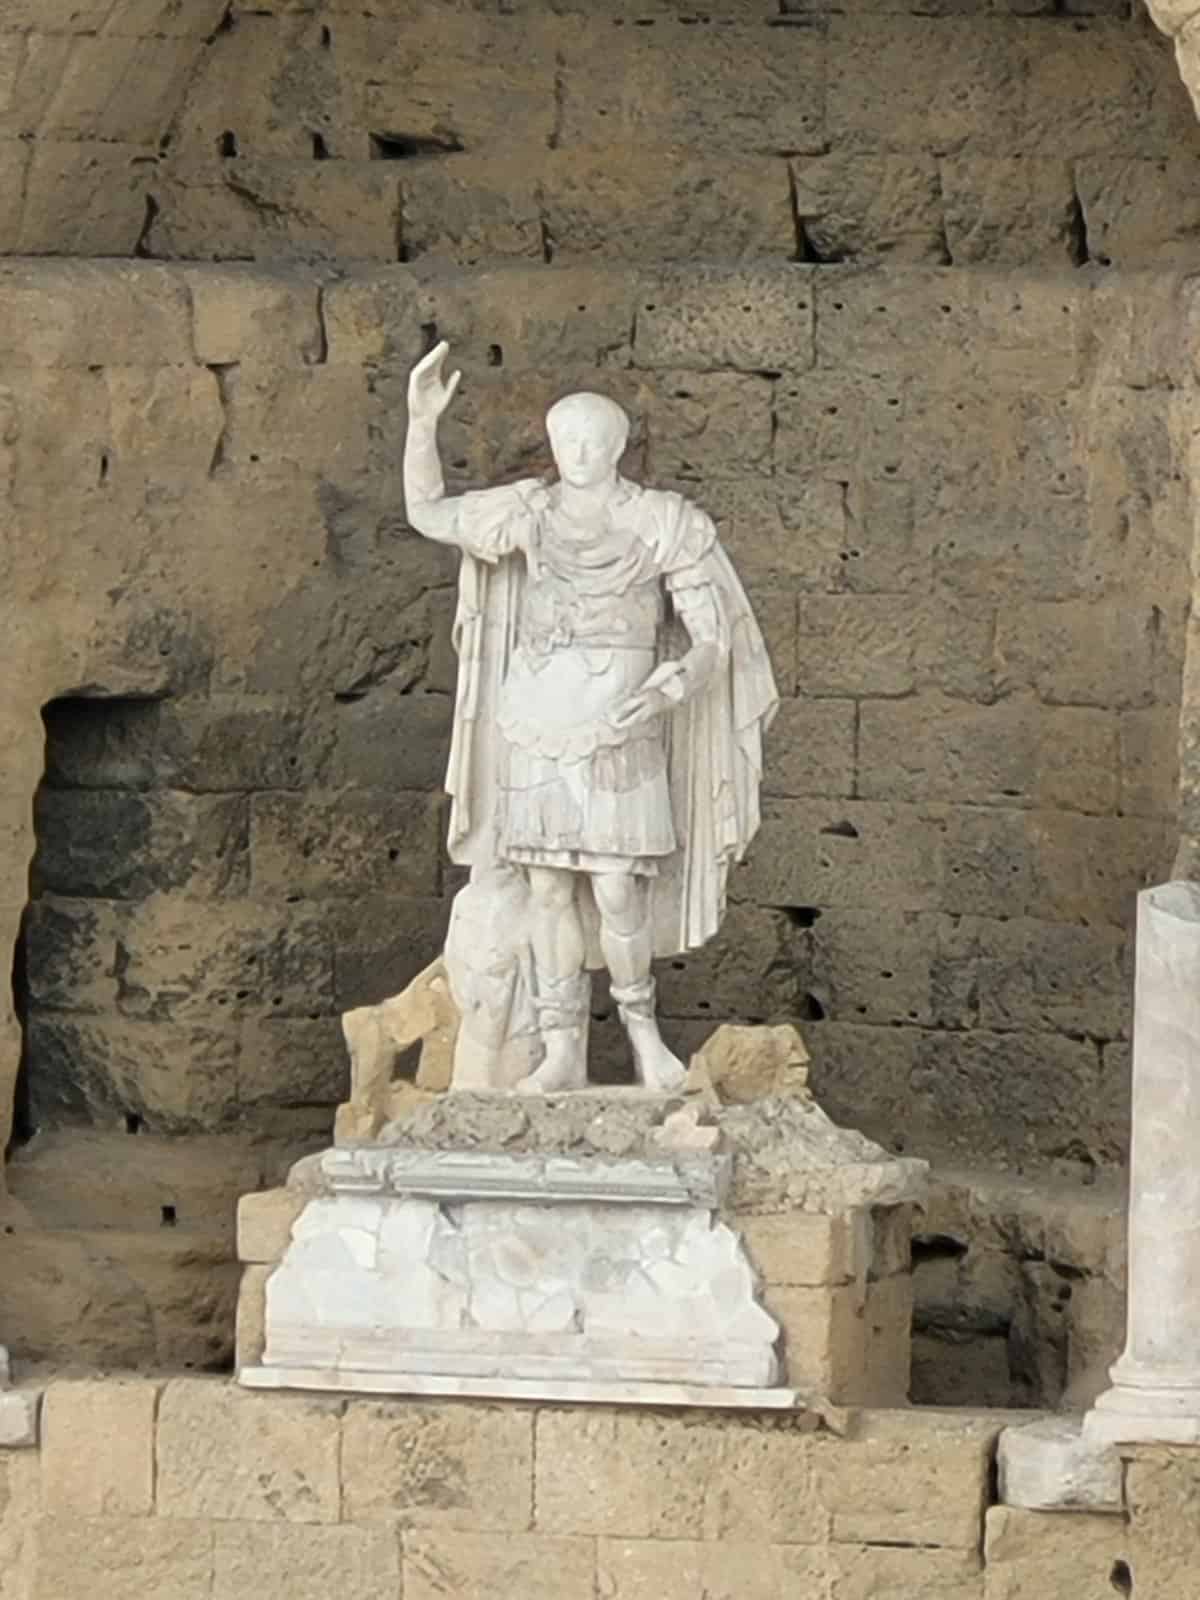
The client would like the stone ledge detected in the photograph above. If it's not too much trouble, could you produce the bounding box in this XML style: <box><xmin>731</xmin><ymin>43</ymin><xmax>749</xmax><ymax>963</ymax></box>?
<box><xmin>242</xmin><ymin>1367</ymin><xmax>812</xmax><ymax>1410</ymax></box>
<box><xmin>0</xmin><ymin>1387</ymin><xmax>41</xmax><ymax>1449</ymax></box>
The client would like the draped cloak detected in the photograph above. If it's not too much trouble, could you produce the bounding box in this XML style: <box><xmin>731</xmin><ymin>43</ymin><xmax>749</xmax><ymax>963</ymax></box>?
<box><xmin>442</xmin><ymin>476</ymin><xmax>778</xmax><ymax>965</ymax></box>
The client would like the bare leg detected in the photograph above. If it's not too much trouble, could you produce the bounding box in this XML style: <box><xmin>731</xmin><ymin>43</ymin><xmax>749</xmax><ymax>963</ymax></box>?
<box><xmin>519</xmin><ymin>866</ymin><xmax>590</xmax><ymax>1094</ymax></box>
<box><xmin>591</xmin><ymin>872</ymin><xmax>686</xmax><ymax>1093</ymax></box>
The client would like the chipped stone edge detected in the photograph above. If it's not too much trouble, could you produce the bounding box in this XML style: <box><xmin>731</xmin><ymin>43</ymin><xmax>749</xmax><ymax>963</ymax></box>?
<box><xmin>0</xmin><ymin>1386</ymin><xmax>41</xmax><ymax>1449</ymax></box>
<box><xmin>240</xmin><ymin>1366</ymin><xmax>813</xmax><ymax>1411</ymax></box>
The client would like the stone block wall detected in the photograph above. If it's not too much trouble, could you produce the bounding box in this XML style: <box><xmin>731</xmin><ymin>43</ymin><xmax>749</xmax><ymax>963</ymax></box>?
<box><xmin>0</xmin><ymin>257</ymin><xmax>1188</xmax><ymax>1374</ymax></box>
<box><xmin>4</xmin><ymin>2</ymin><xmax>1200</xmax><ymax>271</ymax></box>
<box><xmin>5</xmin><ymin>1376</ymin><xmax>1200</xmax><ymax>1599</ymax></box>
<box><xmin>1</xmin><ymin>0</ymin><xmax>1198</xmax><ymax>1378</ymax></box>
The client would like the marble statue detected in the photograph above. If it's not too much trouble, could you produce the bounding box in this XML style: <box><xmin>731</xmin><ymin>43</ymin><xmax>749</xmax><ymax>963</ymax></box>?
<box><xmin>404</xmin><ymin>343</ymin><xmax>777</xmax><ymax>1095</ymax></box>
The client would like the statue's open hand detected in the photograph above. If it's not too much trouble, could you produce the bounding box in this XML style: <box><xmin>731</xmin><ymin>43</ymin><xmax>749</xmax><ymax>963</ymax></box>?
<box><xmin>609</xmin><ymin>685</ymin><xmax>672</xmax><ymax>731</ymax></box>
<box><xmin>408</xmin><ymin>340</ymin><xmax>462</xmax><ymax>423</ymax></box>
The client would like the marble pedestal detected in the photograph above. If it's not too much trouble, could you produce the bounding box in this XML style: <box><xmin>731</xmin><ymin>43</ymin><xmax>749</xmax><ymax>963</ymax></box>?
<box><xmin>237</xmin><ymin>1085</ymin><xmax>927</xmax><ymax>1407</ymax></box>
<box><xmin>1087</xmin><ymin>883</ymin><xmax>1200</xmax><ymax>1447</ymax></box>
<box><xmin>244</xmin><ymin>1145</ymin><xmax>780</xmax><ymax>1394</ymax></box>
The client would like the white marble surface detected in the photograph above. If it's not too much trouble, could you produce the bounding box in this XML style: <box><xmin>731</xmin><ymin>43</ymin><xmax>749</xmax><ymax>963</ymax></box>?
<box><xmin>321</xmin><ymin>1144</ymin><xmax>729</xmax><ymax>1207</ymax></box>
<box><xmin>1088</xmin><ymin>883</ymin><xmax>1200</xmax><ymax>1445</ymax></box>
<box><xmin>402</xmin><ymin>341</ymin><xmax>777</xmax><ymax>1092</ymax></box>
<box><xmin>256</xmin><ymin>1189</ymin><xmax>779</xmax><ymax>1389</ymax></box>
<box><xmin>241</xmin><ymin>1367</ymin><xmax>810</xmax><ymax>1410</ymax></box>
<box><xmin>998</xmin><ymin>1417</ymin><xmax>1122</xmax><ymax>1512</ymax></box>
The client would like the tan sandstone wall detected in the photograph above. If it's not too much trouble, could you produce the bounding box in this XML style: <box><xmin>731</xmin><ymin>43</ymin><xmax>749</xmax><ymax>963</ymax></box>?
<box><xmin>1</xmin><ymin>0</ymin><xmax>1198</xmax><ymax>1376</ymax></box>
<box><xmin>2</xmin><ymin>1378</ymin><xmax>1199</xmax><ymax>1600</ymax></box>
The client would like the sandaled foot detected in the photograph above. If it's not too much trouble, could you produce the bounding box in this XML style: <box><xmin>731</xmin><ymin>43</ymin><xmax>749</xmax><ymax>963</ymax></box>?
<box><xmin>517</xmin><ymin>1035</ymin><xmax>587</xmax><ymax>1094</ymax></box>
<box><xmin>628</xmin><ymin>1022</ymin><xmax>687</xmax><ymax>1093</ymax></box>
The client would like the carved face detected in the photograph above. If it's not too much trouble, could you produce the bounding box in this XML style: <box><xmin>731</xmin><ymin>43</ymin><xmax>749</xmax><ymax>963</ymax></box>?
<box><xmin>546</xmin><ymin>393</ymin><xmax>629</xmax><ymax>489</ymax></box>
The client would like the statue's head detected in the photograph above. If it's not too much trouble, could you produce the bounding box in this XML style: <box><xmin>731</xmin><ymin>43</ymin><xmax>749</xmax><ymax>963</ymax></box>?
<box><xmin>545</xmin><ymin>392</ymin><xmax>630</xmax><ymax>489</ymax></box>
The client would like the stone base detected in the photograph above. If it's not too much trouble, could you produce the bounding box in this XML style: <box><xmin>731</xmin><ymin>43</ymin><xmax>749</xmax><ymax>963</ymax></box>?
<box><xmin>240</xmin><ymin>1366</ymin><xmax>809</xmax><ymax>1409</ymax></box>
<box><xmin>251</xmin><ymin>1147</ymin><xmax>780</xmax><ymax>1392</ymax></box>
<box><xmin>237</xmin><ymin>1089</ymin><xmax>927</xmax><ymax>1404</ymax></box>
<box><xmin>998</xmin><ymin>1417</ymin><xmax>1122</xmax><ymax>1512</ymax></box>
<box><xmin>1086</xmin><ymin>1380</ymin><xmax>1200</xmax><ymax>1446</ymax></box>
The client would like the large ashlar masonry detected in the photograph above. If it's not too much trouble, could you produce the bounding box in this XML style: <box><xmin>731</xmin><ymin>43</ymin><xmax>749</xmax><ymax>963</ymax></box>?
<box><xmin>5</xmin><ymin>0</ymin><xmax>1200</xmax><ymax>1593</ymax></box>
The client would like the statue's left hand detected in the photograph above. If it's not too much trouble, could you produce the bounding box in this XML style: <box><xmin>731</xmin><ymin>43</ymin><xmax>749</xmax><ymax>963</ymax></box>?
<box><xmin>609</xmin><ymin>685</ymin><xmax>672</xmax><ymax>730</ymax></box>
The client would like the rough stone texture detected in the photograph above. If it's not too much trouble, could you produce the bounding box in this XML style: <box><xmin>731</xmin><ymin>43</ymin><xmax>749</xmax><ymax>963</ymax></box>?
<box><xmin>0</xmin><ymin>255</ymin><xmax>1187</xmax><ymax>1374</ymax></box>
<box><xmin>0</xmin><ymin>0</ymin><xmax>1196</xmax><ymax>1391</ymax></box>
<box><xmin>341</xmin><ymin>1400</ymin><xmax>533</xmax><ymax>1529</ymax></box>
<box><xmin>983</xmin><ymin>1506</ymin><xmax>1130</xmax><ymax>1600</ymax></box>
<box><xmin>912</xmin><ymin>1167</ymin><xmax>1127</xmax><ymax>1410</ymax></box>
<box><xmin>25</xmin><ymin>1382</ymin><xmax>1200</xmax><ymax>1600</ymax></box>
<box><xmin>997</xmin><ymin>1417</ymin><xmax>1123</xmax><ymax>1512</ymax></box>
<box><xmin>156</xmin><ymin>1378</ymin><xmax>342</xmax><ymax>1523</ymax></box>
<box><xmin>40</xmin><ymin>1379</ymin><xmax>159</xmax><ymax>1517</ymax></box>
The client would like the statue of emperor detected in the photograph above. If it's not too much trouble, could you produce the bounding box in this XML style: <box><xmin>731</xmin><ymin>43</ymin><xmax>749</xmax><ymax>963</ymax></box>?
<box><xmin>403</xmin><ymin>342</ymin><xmax>778</xmax><ymax>1095</ymax></box>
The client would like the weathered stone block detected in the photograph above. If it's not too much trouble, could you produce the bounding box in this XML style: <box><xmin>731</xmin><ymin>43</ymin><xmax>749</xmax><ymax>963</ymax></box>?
<box><xmin>26</xmin><ymin>1014</ymin><xmax>240</xmax><ymax>1132</ymax></box>
<box><xmin>341</xmin><ymin>1400</ymin><xmax>532</xmax><ymax>1530</ymax></box>
<box><xmin>358</xmin><ymin>9</ymin><xmax>560</xmax><ymax>152</ymax></box>
<box><xmin>0</xmin><ymin>260</ymin><xmax>193</xmax><ymax>366</ymax></box>
<box><xmin>1126</xmin><ymin>707</ymin><xmax>1177</xmax><ymax>819</ymax></box>
<box><xmin>633</xmin><ymin>265</ymin><xmax>814</xmax><ymax>373</ymax></box>
<box><xmin>541</xmin><ymin>147</ymin><xmax>795</xmax><ymax>263</ymax></box>
<box><xmin>827</xmin><ymin>19</ymin><xmax>1024</xmax><ymax>157</ymax></box>
<box><xmin>857</xmin><ymin>696</ymin><xmax>1119</xmax><ymax>812</ymax></box>
<box><xmin>996</xmin><ymin>600</ymin><xmax>1159</xmax><ymax>709</ymax></box>
<box><xmin>157</xmin><ymin>1378</ymin><xmax>341</xmax><ymax>1523</ymax></box>
<box><xmin>33</xmin><ymin>789</ymin><xmax>249</xmax><ymax>900</ymax></box>
<box><xmin>762</xmin><ymin>698</ymin><xmax>856</xmax><ymax>800</ymax></box>
<box><xmin>151</xmin><ymin>161</ymin><xmax>403</xmax><ymax>263</ymax></box>
<box><xmin>534</xmin><ymin>1409</ymin><xmax>825</xmax><ymax>1542</ymax></box>
<box><xmin>213</xmin><ymin>1521</ymin><xmax>401</xmax><ymax>1600</ymax></box>
<box><xmin>1085</xmin><ymin>156</ymin><xmax>1200</xmax><ymax>271</ymax></box>
<box><xmin>14</xmin><ymin>140</ymin><xmax>154</xmax><ymax>256</ymax></box>
<box><xmin>1023</xmin><ymin>23</ymin><xmax>1197</xmax><ymax>159</ymax></box>
<box><xmin>738</xmin><ymin>799</ymin><xmax>943</xmax><ymax>913</ymax></box>
<box><xmin>0</xmin><ymin>1451</ymin><xmax>39</xmax><ymax>1600</ymax></box>
<box><xmin>656</xmin><ymin>901</ymin><xmax>808</xmax><ymax>1020</ymax></box>
<box><xmin>250</xmin><ymin>789</ymin><xmax>443</xmax><ymax>899</ymax></box>
<box><xmin>791</xmin><ymin>153</ymin><xmax>945</xmax><ymax>263</ymax></box>
<box><xmin>20</xmin><ymin>34</ymin><xmax>203</xmax><ymax>143</ymax></box>
<box><xmin>835</xmin><ymin>1545</ymin><xmax>983</xmax><ymax>1598</ymax></box>
<box><xmin>30</xmin><ymin>1515</ymin><xmax>214</xmax><ymax>1600</ymax></box>
<box><xmin>796</xmin><ymin>595</ymin><xmax>994</xmax><ymax>701</ymax></box>
<box><xmin>813</xmin><ymin>1410</ymin><xmax>1000</xmax><ymax>1550</ymax></box>
<box><xmin>402</xmin><ymin>156</ymin><xmax>542</xmax><ymax>266</ymax></box>
<box><xmin>766</xmin><ymin>1280</ymin><xmax>866</xmax><ymax>1393</ymax></box>
<box><xmin>643</xmin><ymin>370</ymin><xmax>774</xmax><ymax>479</ymax></box>
<box><xmin>422</xmin><ymin>263</ymin><xmax>640</xmax><ymax>375</ymax></box>
<box><xmin>559</xmin><ymin>19</ymin><xmax>824</xmax><ymax>155</ymax></box>
<box><xmin>325</xmin><ymin>694</ymin><xmax>452</xmax><ymax>793</ymax></box>
<box><xmin>236</xmin><ymin>1264</ymin><xmax>270</xmax><ymax>1370</ymax></box>
<box><xmin>185</xmin><ymin>266</ymin><xmax>325</xmax><ymax>366</ymax></box>
<box><xmin>940</xmin><ymin>157</ymin><xmax>1078</xmax><ymax>266</ymax></box>
<box><xmin>329</xmin><ymin>894</ymin><xmax>452</xmax><ymax>1013</ymax></box>
<box><xmin>238</xmin><ymin>1016</ymin><xmax>346</xmax><ymax>1107</ymax></box>
<box><xmin>983</xmin><ymin>1506</ymin><xmax>1130</xmax><ymax>1600</ymax></box>
<box><xmin>597</xmin><ymin>1539</ymin><xmax>817</xmax><ymax>1600</ymax></box>
<box><xmin>237</xmin><ymin>1188</ymin><xmax>306</xmax><ymax>1265</ymax></box>
<box><xmin>910</xmin><ymin>1030</ymin><xmax>1109</xmax><ymax>1159</ymax></box>
<box><xmin>741</xmin><ymin>1212</ymin><xmax>855</xmax><ymax>1288</ymax></box>
<box><xmin>0</xmin><ymin>1226</ymin><xmax>239</xmax><ymax>1370</ymax></box>
<box><xmin>404</xmin><ymin>1530</ymin><xmax>595</xmax><ymax>1600</ymax></box>
<box><xmin>688</xmin><ymin>476</ymin><xmax>846</xmax><ymax>591</ymax></box>
<box><xmin>41</xmin><ymin>1378</ymin><xmax>159</xmax><ymax>1517</ymax></box>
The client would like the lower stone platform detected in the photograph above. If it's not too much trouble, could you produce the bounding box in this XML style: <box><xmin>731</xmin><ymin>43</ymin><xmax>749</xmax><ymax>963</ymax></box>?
<box><xmin>236</xmin><ymin>1086</ymin><xmax>927</xmax><ymax>1406</ymax></box>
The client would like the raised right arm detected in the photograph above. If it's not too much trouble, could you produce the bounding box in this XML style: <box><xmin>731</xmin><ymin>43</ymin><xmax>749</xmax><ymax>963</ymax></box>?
<box><xmin>404</xmin><ymin>341</ymin><xmax>462</xmax><ymax>544</ymax></box>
